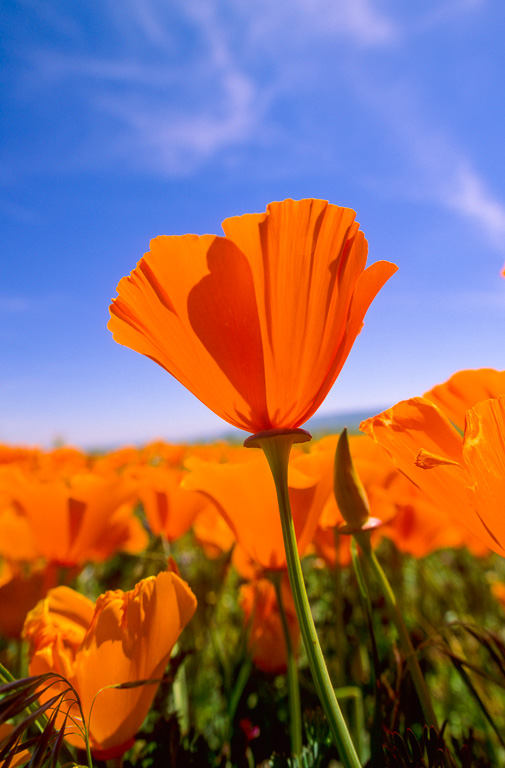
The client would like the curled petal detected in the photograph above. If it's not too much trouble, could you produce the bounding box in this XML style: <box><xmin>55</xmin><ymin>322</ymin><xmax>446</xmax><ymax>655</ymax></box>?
<box><xmin>424</xmin><ymin>368</ymin><xmax>505</xmax><ymax>431</ymax></box>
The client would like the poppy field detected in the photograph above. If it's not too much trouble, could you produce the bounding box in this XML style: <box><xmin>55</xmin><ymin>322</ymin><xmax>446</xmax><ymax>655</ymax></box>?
<box><xmin>2</xmin><ymin>199</ymin><xmax>505</xmax><ymax>768</ymax></box>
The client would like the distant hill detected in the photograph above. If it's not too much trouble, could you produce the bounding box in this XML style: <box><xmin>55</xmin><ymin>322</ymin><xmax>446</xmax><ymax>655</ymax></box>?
<box><xmin>304</xmin><ymin>407</ymin><xmax>386</xmax><ymax>437</ymax></box>
<box><xmin>88</xmin><ymin>406</ymin><xmax>388</xmax><ymax>453</ymax></box>
<box><xmin>206</xmin><ymin>406</ymin><xmax>388</xmax><ymax>445</ymax></box>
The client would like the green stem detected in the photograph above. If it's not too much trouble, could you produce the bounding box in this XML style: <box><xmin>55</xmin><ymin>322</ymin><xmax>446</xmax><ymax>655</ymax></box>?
<box><xmin>334</xmin><ymin>686</ymin><xmax>365</xmax><ymax>762</ymax></box>
<box><xmin>245</xmin><ymin>430</ymin><xmax>361</xmax><ymax>768</ymax></box>
<box><xmin>354</xmin><ymin>532</ymin><xmax>438</xmax><ymax>730</ymax></box>
<box><xmin>350</xmin><ymin>539</ymin><xmax>377</xmax><ymax>693</ymax></box>
<box><xmin>227</xmin><ymin>658</ymin><xmax>252</xmax><ymax>726</ymax></box>
<box><xmin>333</xmin><ymin>529</ymin><xmax>345</xmax><ymax>689</ymax></box>
<box><xmin>271</xmin><ymin>571</ymin><xmax>302</xmax><ymax>757</ymax></box>
<box><xmin>172</xmin><ymin>642</ymin><xmax>189</xmax><ymax>735</ymax></box>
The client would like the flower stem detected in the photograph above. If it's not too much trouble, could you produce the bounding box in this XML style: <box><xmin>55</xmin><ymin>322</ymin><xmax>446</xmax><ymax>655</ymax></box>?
<box><xmin>332</xmin><ymin>530</ymin><xmax>345</xmax><ymax>689</ymax></box>
<box><xmin>172</xmin><ymin>642</ymin><xmax>190</xmax><ymax>735</ymax></box>
<box><xmin>271</xmin><ymin>571</ymin><xmax>302</xmax><ymax>757</ymax></box>
<box><xmin>245</xmin><ymin>429</ymin><xmax>362</xmax><ymax>768</ymax></box>
<box><xmin>354</xmin><ymin>532</ymin><xmax>438</xmax><ymax>730</ymax></box>
<box><xmin>350</xmin><ymin>538</ymin><xmax>378</xmax><ymax>693</ymax></box>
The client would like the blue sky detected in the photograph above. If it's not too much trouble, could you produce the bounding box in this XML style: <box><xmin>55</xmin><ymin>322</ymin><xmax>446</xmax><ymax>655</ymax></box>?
<box><xmin>1</xmin><ymin>0</ymin><xmax>504</xmax><ymax>448</ymax></box>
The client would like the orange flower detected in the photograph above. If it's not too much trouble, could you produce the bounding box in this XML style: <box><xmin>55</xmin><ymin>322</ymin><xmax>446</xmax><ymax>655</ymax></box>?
<box><xmin>183</xmin><ymin>451</ymin><xmax>321</xmax><ymax>572</ymax></box>
<box><xmin>312</xmin><ymin>527</ymin><xmax>353</xmax><ymax>569</ymax></box>
<box><xmin>424</xmin><ymin>368</ymin><xmax>505</xmax><ymax>431</ymax></box>
<box><xmin>377</xmin><ymin>485</ymin><xmax>488</xmax><ymax>558</ymax></box>
<box><xmin>109</xmin><ymin>199</ymin><xmax>397</xmax><ymax>433</ymax></box>
<box><xmin>0</xmin><ymin>562</ymin><xmax>57</xmax><ymax>639</ymax></box>
<box><xmin>23</xmin><ymin>571</ymin><xmax>197</xmax><ymax>758</ymax></box>
<box><xmin>0</xmin><ymin>723</ymin><xmax>32</xmax><ymax>768</ymax></box>
<box><xmin>361</xmin><ymin>393</ymin><xmax>505</xmax><ymax>556</ymax></box>
<box><xmin>0</xmin><ymin>467</ymin><xmax>146</xmax><ymax>567</ymax></box>
<box><xmin>192</xmin><ymin>505</ymin><xmax>235</xmax><ymax>559</ymax></box>
<box><xmin>491</xmin><ymin>581</ymin><xmax>505</xmax><ymax>609</ymax></box>
<box><xmin>239</xmin><ymin>577</ymin><xmax>300</xmax><ymax>674</ymax></box>
<box><xmin>130</xmin><ymin>465</ymin><xmax>213</xmax><ymax>542</ymax></box>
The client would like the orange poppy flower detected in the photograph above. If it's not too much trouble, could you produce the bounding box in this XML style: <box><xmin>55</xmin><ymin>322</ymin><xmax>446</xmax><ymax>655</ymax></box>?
<box><xmin>312</xmin><ymin>527</ymin><xmax>353</xmax><ymax>569</ymax></box>
<box><xmin>0</xmin><ymin>467</ymin><xmax>146</xmax><ymax>567</ymax></box>
<box><xmin>239</xmin><ymin>577</ymin><xmax>300</xmax><ymax>674</ymax></box>
<box><xmin>0</xmin><ymin>444</ymin><xmax>41</xmax><ymax>471</ymax></box>
<box><xmin>109</xmin><ymin>199</ymin><xmax>397</xmax><ymax>433</ymax></box>
<box><xmin>361</xmin><ymin>394</ymin><xmax>505</xmax><ymax>555</ymax></box>
<box><xmin>377</xmin><ymin>484</ymin><xmax>488</xmax><ymax>558</ymax></box>
<box><xmin>423</xmin><ymin>368</ymin><xmax>505</xmax><ymax>431</ymax></box>
<box><xmin>131</xmin><ymin>465</ymin><xmax>213</xmax><ymax>542</ymax></box>
<box><xmin>491</xmin><ymin>581</ymin><xmax>505</xmax><ymax>609</ymax></box>
<box><xmin>183</xmin><ymin>451</ymin><xmax>321</xmax><ymax>571</ymax></box>
<box><xmin>0</xmin><ymin>723</ymin><xmax>32</xmax><ymax>768</ymax></box>
<box><xmin>22</xmin><ymin>570</ymin><xmax>197</xmax><ymax>758</ymax></box>
<box><xmin>191</xmin><ymin>505</ymin><xmax>236</xmax><ymax>559</ymax></box>
<box><xmin>0</xmin><ymin>562</ymin><xmax>57</xmax><ymax>639</ymax></box>
<box><xmin>92</xmin><ymin>442</ymin><xmax>186</xmax><ymax>474</ymax></box>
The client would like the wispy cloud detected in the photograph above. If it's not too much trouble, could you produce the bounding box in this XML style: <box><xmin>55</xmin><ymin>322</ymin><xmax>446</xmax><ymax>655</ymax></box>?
<box><xmin>15</xmin><ymin>0</ymin><xmax>399</xmax><ymax>178</ymax></box>
<box><xmin>18</xmin><ymin>0</ymin><xmax>273</xmax><ymax>175</ymax></box>
<box><xmin>96</xmin><ymin>71</ymin><xmax>265</xmax><ymax>175</ymax></box>
<box><xmin>348</xmin><ymin>63</ymin><xmax>505</xmax><ymax>251</ymax></box>
<box><xmin>9</xmin><ymin>0</ymin><xmax>504</xmax><ymax>252</ymax></box>
<box><xmin>245</xmin><ymin>0</ymin><xmax>399</xmax><ymax>51</ymax></box>
<box><xmin>293</xmin><ymin>0</ymin><xmax>399</xmax><ymax>46</ymax></box>
<box><xmin>415</xmin><ymin>0</ymin><xmax>486</xmax><ymax>31</ymax></box>
<box><xmin>18</xmin><ymin>0</ymin><xmax>81</xmax><ymax>38</ymax></box>
<box><xmin>444</xmin><ymin>164</ymin><xmax>505</xmax><ymax>244</ymax></box>
<box><xmin>30</xmin><ymin>51</ymin><xmax>177</xmax><ymax>87</ymax></box>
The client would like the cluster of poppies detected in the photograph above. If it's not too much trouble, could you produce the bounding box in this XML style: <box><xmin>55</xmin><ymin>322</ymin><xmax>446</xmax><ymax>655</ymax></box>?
<box><xmin>2</xmin><ymin>199</ymin><xmax>505</xmax><ymax>767</ymax></box>
<box><xmin>1</xmin><ymin>379</ymin><xmax>503</xmax><ymax>760</ymax></box>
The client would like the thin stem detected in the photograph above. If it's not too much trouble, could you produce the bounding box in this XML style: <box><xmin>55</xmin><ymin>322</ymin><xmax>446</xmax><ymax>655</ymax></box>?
<box><xmin>350</xmin><ymin>538</ymin><xmax>377</xmax><ymax>693</ymax></box>
<box><xmin>354</xmin><ymin>532</ymin><xmax>438</xmax><ymax>730</ymax></box>
<box><xmin>271</xmin><ymin>571</ymin><xmax>302</xmax><ymax>757</ymax></box>
<box><xmin>227</xmin><ymin>657</ymin><xmax>252</xmax><ymax>726</ymax></box>
<box><xmin>334</xmin><ymin>686</ymin><xmax>365</xmax><ymax>762</ymax></box>
<box><xmin>172</xmin><ymin>642</ymin><xmax>189</xmax><ymax>735</ymax></box>
<box><xmin>246</xmin><ymin>430</ymin><xmax>362</xmax><ymax>768</ymax></box>
<box><xmin>332</xmin><ymin>529</ymin><xmax>345</xmax><ymax>689</ymax></box>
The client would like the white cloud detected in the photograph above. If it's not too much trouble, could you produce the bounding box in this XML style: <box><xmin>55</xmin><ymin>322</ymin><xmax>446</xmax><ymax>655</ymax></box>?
<box><xmin>17</xmin><ymin>0</ymin><xmax>399</xmax><ymax>177</ymax></box>
<box><xmin>415</xmin><ymin>0</ymin><xmax>485</xmax><ymax>31</ymax></box>
<box><xmin>119</xmin><ymin>0</ymin><xmax>169</xmax><ymax>48</ymax></box>
<box><xmin>30</xmin><ymin>51</ymin><xmax>177</xmax><ymax>87</ymax></box>
<box><xmin>244</xmin><ymin>0</ymin><xmax>399</xmax><ymax>51</ymax></box>
<box><xmin>19</xmin><ymin>0</ymin><xmax>275</xmax><ymax>175</ymax></box>
<box><xmin>13</xmin><ymin>0</ymin><xmax>504</xmax><ymax>253</ymax></box>
<box><xmin>445</xmin><ymin>164</ymin><xmax>505</xmax><ymax>244</ymax></box>
<box><xmin>296</xmin><ymin>0</ymin><xmax>399</xmax><ymax>46</ymax></box>
<box><xmin>349</xmin><ymin>69</ymin><xmax>505</xmax><ymax>251</ymax></box>
<box><xmin>97</xmin><ymin>70</ymin><xmax>265</xmax><ymax>175</ymax></box>
<box><xmin>18</xmin><ymin>0</ymin><xmax>80</xmax><ymax>38</ymax></box>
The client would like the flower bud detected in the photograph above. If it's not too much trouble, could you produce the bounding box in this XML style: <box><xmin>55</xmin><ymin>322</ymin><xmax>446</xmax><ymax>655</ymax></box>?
<box><xmin>334</xmin><ymin>429</ymin><xmax>377</xmax><ymax>533</ymax></box>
